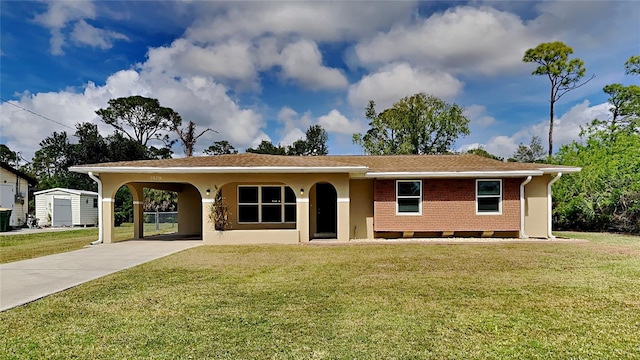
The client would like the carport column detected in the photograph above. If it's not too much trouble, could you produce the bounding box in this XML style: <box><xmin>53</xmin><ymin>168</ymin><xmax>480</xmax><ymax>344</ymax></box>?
<box><xmin>337</xmin><ymin>197</ymin><xmax>350</xmax><ymax>241</ymax></box>
<box><xmin>102</xmin><ymin>197</ymin><xmax>115</xmax><ymax>244</ymax></box>
<box><xmin>201</xmin><ymin>198</ymin><xmax>214</xmax><ymax>245</ymax></box>
<box><xmin>297</xmin><ymin>196</ymin><xmax>310</xmax><ymax>242</ymax></box>
<box><xmin>133</xmin><ymin>201</ymin><xmax>144</xmax><ymax>239</ymax></box>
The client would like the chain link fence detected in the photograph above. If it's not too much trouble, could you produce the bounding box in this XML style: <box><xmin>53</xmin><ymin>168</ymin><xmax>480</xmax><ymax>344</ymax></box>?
<box><xmin>143</xmin><ymin>211</ymin><xmax>178</xmax><ymax>234</ymax></box>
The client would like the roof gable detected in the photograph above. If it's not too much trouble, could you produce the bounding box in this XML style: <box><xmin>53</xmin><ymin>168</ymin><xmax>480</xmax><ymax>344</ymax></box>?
<box><xmin>0</xmin><ymin>162</ymin><xmax>37</xmax><ymax>185</ymax></box>
<box><xmin>34</xmin><ymin>188</ymin><xmax>98</xmax><ymax>196</ymax></box>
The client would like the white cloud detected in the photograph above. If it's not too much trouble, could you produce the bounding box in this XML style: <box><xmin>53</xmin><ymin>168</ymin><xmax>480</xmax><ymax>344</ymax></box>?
<box><xmin>474</xmin><ymin>100</ymin><xmax>610</xmax><ymax>159</ymax></box>
<box><xmin>185</xmin><ymin>2</ymin><xmax>416</xmax><ymax>43</ymax></box>
<box><xmin>317</xmin><ymin>109</ymin><xmax>363</xmax><ymax>134</ymax></box>
<box><xmin>70</xmin><ymin>20</ymin><xmax>129</xmax><ymax>50</ymax></box>
<box><xmin>355</xmin><ymin>6</ymin><xmax>541</xmax><ymax>75</ymax></box>
<box><xmin>279</xmin><ymin>40</ymin><xmax>348</xmax><ymax>90</ymax></box>
<box><xmin>33</xmin><ymin>1</ymin><xmax>96</xmax><ymax>55</ymax></box>
<box><xmin>33</xmin><ymin>1</ymin><xmax>128</xmax><ymax>55</ymax></box>
<box><xmin>347</xmin><ymin>63</ymin><xmax>463</xmax><ymax>110</ymax></box>
<box><xmin>275</xmin><ymin>106</ymin><xmax>314</xmax><ymax>146</ymax></box>
<box><xmin>464</xmin><ymin>105</ymin><xmax>496</xmax><ymax>127</ymax></box>
<box><xmin>457</xmin><ymin>143</ymin><xmax>483</xmax><ymax>153</ymax></box>
<box><xmin>143</xmin><ymin>39</ymin><xmax>257</xmax><ymax>86</ymax></box>
<box><xmin>0</xmin><ymin>67</ymin><xmax>267</xmax><ymax>159</ymax></box>
<box><xmin>279</xmin><ymin>128</ymin><xmax>307</xmax><ymax>147</ymax></box>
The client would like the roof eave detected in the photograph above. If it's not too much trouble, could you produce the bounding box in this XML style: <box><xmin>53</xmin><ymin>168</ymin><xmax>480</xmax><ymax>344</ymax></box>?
<box><xmin>358</xmin><ymin>170</ymin><xmax>544</xmax><ymax>179</ymax></box>
<box><xmin>69</xmin><ymin>166</ymin><xmax>369</xmax><ymax>175</ymax></box>
<box><xmin>539</xmin><ymin>167</ymin><xmax>582</xmax><ymax>174</ymax></box>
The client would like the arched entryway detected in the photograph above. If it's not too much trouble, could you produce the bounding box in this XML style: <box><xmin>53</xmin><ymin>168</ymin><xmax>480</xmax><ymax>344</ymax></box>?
<box><xmin>114</xmin><ymin>181</ymin><xmax>202</xmax><ymax>241</ymax></box>
<box><xmin>311</xmin><ymin>182</ymin><xmax>337</xmax><ymax>239</ymax></box>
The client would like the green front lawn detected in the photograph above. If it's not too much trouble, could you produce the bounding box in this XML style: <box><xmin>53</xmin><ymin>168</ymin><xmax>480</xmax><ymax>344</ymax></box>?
<box><xmin>0</xmin><ymin>223</ymin><xmax>177</xmax><ymax>264</ymax></box>
<box><xmin>1</xmin><ymin>232</ymin><xmax>639</xmax><ymax>359</ymax></box>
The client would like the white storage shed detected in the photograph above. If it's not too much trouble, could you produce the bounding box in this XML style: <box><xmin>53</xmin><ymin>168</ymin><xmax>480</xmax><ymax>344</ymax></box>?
<box><xmin>35</xmin><ymin>188</ymin><xmax>99</xmax><ymax>227</ymax></box>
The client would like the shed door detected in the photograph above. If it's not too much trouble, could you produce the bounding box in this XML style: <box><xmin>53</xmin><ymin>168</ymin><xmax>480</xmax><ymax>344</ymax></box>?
<box><xmin>0</xmin><ymin>184</ymin><xmax>15</xmax><ymax>226</ymax></box>
<box><xmin>53</xmin><ymin>198</ymin><xmax>72</xmax><ymax>226</ymax></box>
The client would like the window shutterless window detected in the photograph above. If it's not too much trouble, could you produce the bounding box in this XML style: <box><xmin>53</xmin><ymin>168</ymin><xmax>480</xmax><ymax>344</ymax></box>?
<box><xmin>396</xmin><ymin>180</ymin><xmax>422</xmax><ymax>215</ymax></box>
<box><xmin>238</xmin><ymin>186</ymin><xmax>297</xmax><ymax>223</ymax></box>
<box><xmin>476</xmin><ymin>179</ymin><xmax>502</xmax><ymax>214</ymax></box>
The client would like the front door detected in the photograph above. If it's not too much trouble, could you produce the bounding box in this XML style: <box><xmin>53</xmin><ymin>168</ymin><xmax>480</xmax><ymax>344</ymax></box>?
<box><xmin>315</xmin><ymin>183</ymin><xmax>337</xmax><ymax>235</ymax></box>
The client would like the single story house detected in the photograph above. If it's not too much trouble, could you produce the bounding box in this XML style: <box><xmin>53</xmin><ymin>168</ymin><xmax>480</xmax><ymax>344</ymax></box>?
<box><xmin>34</xmin><ymin>188</ymin><xmax>99</xmax><ymax>227</ymax></box>
<box><xmin>70</xmin><ymin>153</ymin><xmax>580</xmax><ymax>245</ymax></box>
<box><xmin>0</xmin><ymin>162</ymin><xmax>37</xmax><ymax>228</ymax></box>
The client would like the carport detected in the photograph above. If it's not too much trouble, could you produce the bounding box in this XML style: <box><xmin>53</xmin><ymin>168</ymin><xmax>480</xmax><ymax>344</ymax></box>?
<box><xmin>69</xmin><ymin>154</ymin><xmax>361</xmax><ymax>245</ymax></box>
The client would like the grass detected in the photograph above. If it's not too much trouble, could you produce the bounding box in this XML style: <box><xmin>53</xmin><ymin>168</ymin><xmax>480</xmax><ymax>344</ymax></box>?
<box><xmin>0</xmin><ymin>223</ymin><xmax>177</xmax><ymax>264</ymax></box>
<box><xmin>1</xmin><ymin>232</ymin><xmax>639</xmax><ymax>359</ymax></box>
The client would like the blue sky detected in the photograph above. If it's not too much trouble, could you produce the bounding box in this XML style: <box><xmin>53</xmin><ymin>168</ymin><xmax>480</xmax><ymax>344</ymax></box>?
<box><xmin>1</xmin><ymin>1</ymin><xmax>638</xmax><ymax>161</ymax></box>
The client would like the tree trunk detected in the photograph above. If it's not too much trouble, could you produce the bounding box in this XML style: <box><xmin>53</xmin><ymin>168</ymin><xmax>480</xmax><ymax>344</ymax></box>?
<box><xmin>548</xmin><ymin>95</ymin><xmax>554</xmax><ymax>157</ymax></box>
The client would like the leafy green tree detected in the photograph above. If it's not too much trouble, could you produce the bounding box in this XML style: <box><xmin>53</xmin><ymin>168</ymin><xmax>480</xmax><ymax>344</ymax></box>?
<box><xmin>95</xmin><ymin>96</ymin><xmax>181</xmax><ymax>149</ymax></box>
<box><xmin>510</xmin><ymin>135</ymin><xmax>546</xmax><ymax>163</ymax></box>
<box><xmin>523</xmin><ymin>41</ymin><xmax>594</xmax><ymax>156</ymax></box>
<box><xmin>599</xmin><ymin>84</ymin><xmax>640</xmax><ymax>130</ymax></box>
<box><xmin>246</xmin><ymin>140</ymin><xmax>287</xmax><ymax>155</ymax></box>
<box><xmin>553</xmin><ymin>56</ymin><xmax>640</xmax><ymax>233</ymax></box>
<box><xmin>625</xmin><ymin>55</ymin><xmax>640</xmax><ymax>76</ymax></box>
<box><xmin>287</xmin><ymin>125</ymin><xmax>329</xmax><ymax>156</ymax></box>
<box><xmin>143</xmin><ymin>189</ymin><xmax>177</xmax><ymax>212</ymax></box>
<box><xmin>353</xmin><ymin>93</ymin><xmax>470</xmax><ymax>155</ymax></box>
<box><xmin>303</xmin><ymin>125</ymin><xmax>328</xmax><ymax>155</ymax></box>
<box><xmin>30</xmin><ymin>131</ymin><xmax>75</xmax><ymax>189</ymax></box>
<box><xmin>204</xmin><ymin>140</ymin><xmax>238</xmax><ymax>155</ymax></box>
<box><xmin>74</xmin><ymin>123</ymin><xmax>109</xmax><ymax>165</ymax></box>
<box><xmin>174</xmin><ymin>121</ymin><xmax>215</xmax><ymax>157</ymax></box>
<box><xmin>105</xmin><ymin>131</ymin><xmax>148</xmax><ymax>162</ymax></box>
<box><xmin>0</xmin><ymin>144</ymin><xmax>21</xmax><ymax>167</ymax></box>
<box><xmin>553</xmin><ymin>124</ymin><xmax>640</xmax><ymax>233</ymax></box>
<box><xmin>465</xmin><ymin>147</ymin><xmax>503</xmax><ymax>161</ymax></box>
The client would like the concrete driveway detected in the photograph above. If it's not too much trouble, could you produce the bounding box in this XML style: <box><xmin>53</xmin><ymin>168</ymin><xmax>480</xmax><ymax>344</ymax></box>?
<box><xmin>0</xmin><ymin>240</ymin><xmax>201</xmax><ymax>311</ymax></box>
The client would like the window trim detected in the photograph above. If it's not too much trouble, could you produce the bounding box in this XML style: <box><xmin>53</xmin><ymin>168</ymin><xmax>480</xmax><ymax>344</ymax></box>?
<box><xmin>395</xmin><ymin>180</ymin><xmax>422</xmax><ymax>216</ymax></box>
<box><xmin>476</xmin><ymin>179</ymin><xmax>502</xmax><ymax>215</ymax></box>
<box><xmin>237</xmin><ymin>185</ymin><xmax>297</xmax><ymax>224</ymax></box>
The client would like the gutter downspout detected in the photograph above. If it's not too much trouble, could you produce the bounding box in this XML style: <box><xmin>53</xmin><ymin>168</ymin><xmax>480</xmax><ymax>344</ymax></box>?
<box><xmin>520</xmin><ymin>176</ymin><xmax>532</xmax><ymax>238</ymax></box>
<box><xmin>547</xmin><ymin>173</ymin><xmax>562</xmax><ymax>239</ymax></box>
<box><xmin>88</xmin><ymin>172</ymin><xmax>103</xmax><ymax>245</ymax></box>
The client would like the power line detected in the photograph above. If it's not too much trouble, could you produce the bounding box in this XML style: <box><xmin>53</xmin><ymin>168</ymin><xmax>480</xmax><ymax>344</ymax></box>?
<box><xmin>1</xmin><ymin>97</ymin><xmax>75</xmax><ymax>130</ymax></box>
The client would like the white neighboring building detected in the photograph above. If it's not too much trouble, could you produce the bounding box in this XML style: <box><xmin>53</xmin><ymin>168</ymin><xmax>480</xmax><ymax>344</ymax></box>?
<box><xmin>35</xmin><ymin>188</ymin><xmax>99</xmax><ymax>227</ymax></box>
<box><xmin>0</xmin><ymin>162</ymin><xmax>37</xmax><ymax>227</ymax></box>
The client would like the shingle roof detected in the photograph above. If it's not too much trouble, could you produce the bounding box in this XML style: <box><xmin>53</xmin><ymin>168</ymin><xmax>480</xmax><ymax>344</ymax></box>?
<box><xmin>73</xmin><ymin>153</ymin><xmax>363</xmax><ymax>169</ymax></box>
<box><xmin>70</xmin><ymin>153</ymin><xmax>580</xmax><ymax>176</ymax></box>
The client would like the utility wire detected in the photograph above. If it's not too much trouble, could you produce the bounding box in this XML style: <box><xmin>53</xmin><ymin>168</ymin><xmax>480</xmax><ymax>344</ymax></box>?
<box><xmin>1</xmin><ymin>97</ymin><xmax>75</xmax><ymax>130</ymax></box>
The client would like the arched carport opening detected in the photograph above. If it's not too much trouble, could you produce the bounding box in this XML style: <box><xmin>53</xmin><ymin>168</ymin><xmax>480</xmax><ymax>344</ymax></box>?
<box><xmin>113</xmin><ymin>181</ymin><xmax>202</xmax><ymax>241</ymax></box>
<box><xmin>310</xmin><ymin>182</ymin><xmax>337</xmax><ymax>239</ymax></box>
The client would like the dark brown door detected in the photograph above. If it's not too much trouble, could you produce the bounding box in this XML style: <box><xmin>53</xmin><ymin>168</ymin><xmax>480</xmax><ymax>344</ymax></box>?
<box><xmin>316</xmin><ymin>183</ymin><xmax>337</xmax><ymax>234</ymax></box>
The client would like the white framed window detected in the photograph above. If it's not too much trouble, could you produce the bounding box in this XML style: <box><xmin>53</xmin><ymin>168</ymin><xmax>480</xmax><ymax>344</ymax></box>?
<box><xmin>396</xmin><ymin>180</ymin><xmax>422</xmax><ymax>215</ymax></box>
<box><xmin>476</xmin><ymin>179</ymin><xmax>502</xmax><ymax>215</ymax></box>
<box><xmin>238</xmin><ymin>185</ymin><xmax>297</xmax><ymax>223</ymax></box>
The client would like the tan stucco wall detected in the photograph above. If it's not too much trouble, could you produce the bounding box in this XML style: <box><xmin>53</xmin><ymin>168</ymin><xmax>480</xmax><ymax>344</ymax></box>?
<box><xmin>349</xmin><ymin>179</ymin><xmax>374</xmax><ymax>239</ymax></box>
<box><xmin>177</xmin><ymin>185</ymin><xmax>202</xmax><ymax>235</ymax></box>
<box><xmin>203</xmin><ymin>229</ymin><xmax>300</xmax><ymax>245</ymax></box>
<box><xmin>96</xmin><ymin>172</ymin><xmax>351</xmax><ymax>244</ymax></box>
<box><xmin>524</xmin><ymin>175</ymin><xmax>551</xmax><ymax>238</ymax></box>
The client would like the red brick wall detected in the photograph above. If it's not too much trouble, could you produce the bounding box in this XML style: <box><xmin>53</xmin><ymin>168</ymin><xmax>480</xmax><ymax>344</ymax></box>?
<box><xmin>373</xmin><ymin>178</ymin><xmax>521</xmax><ymax>232</ymax></box>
